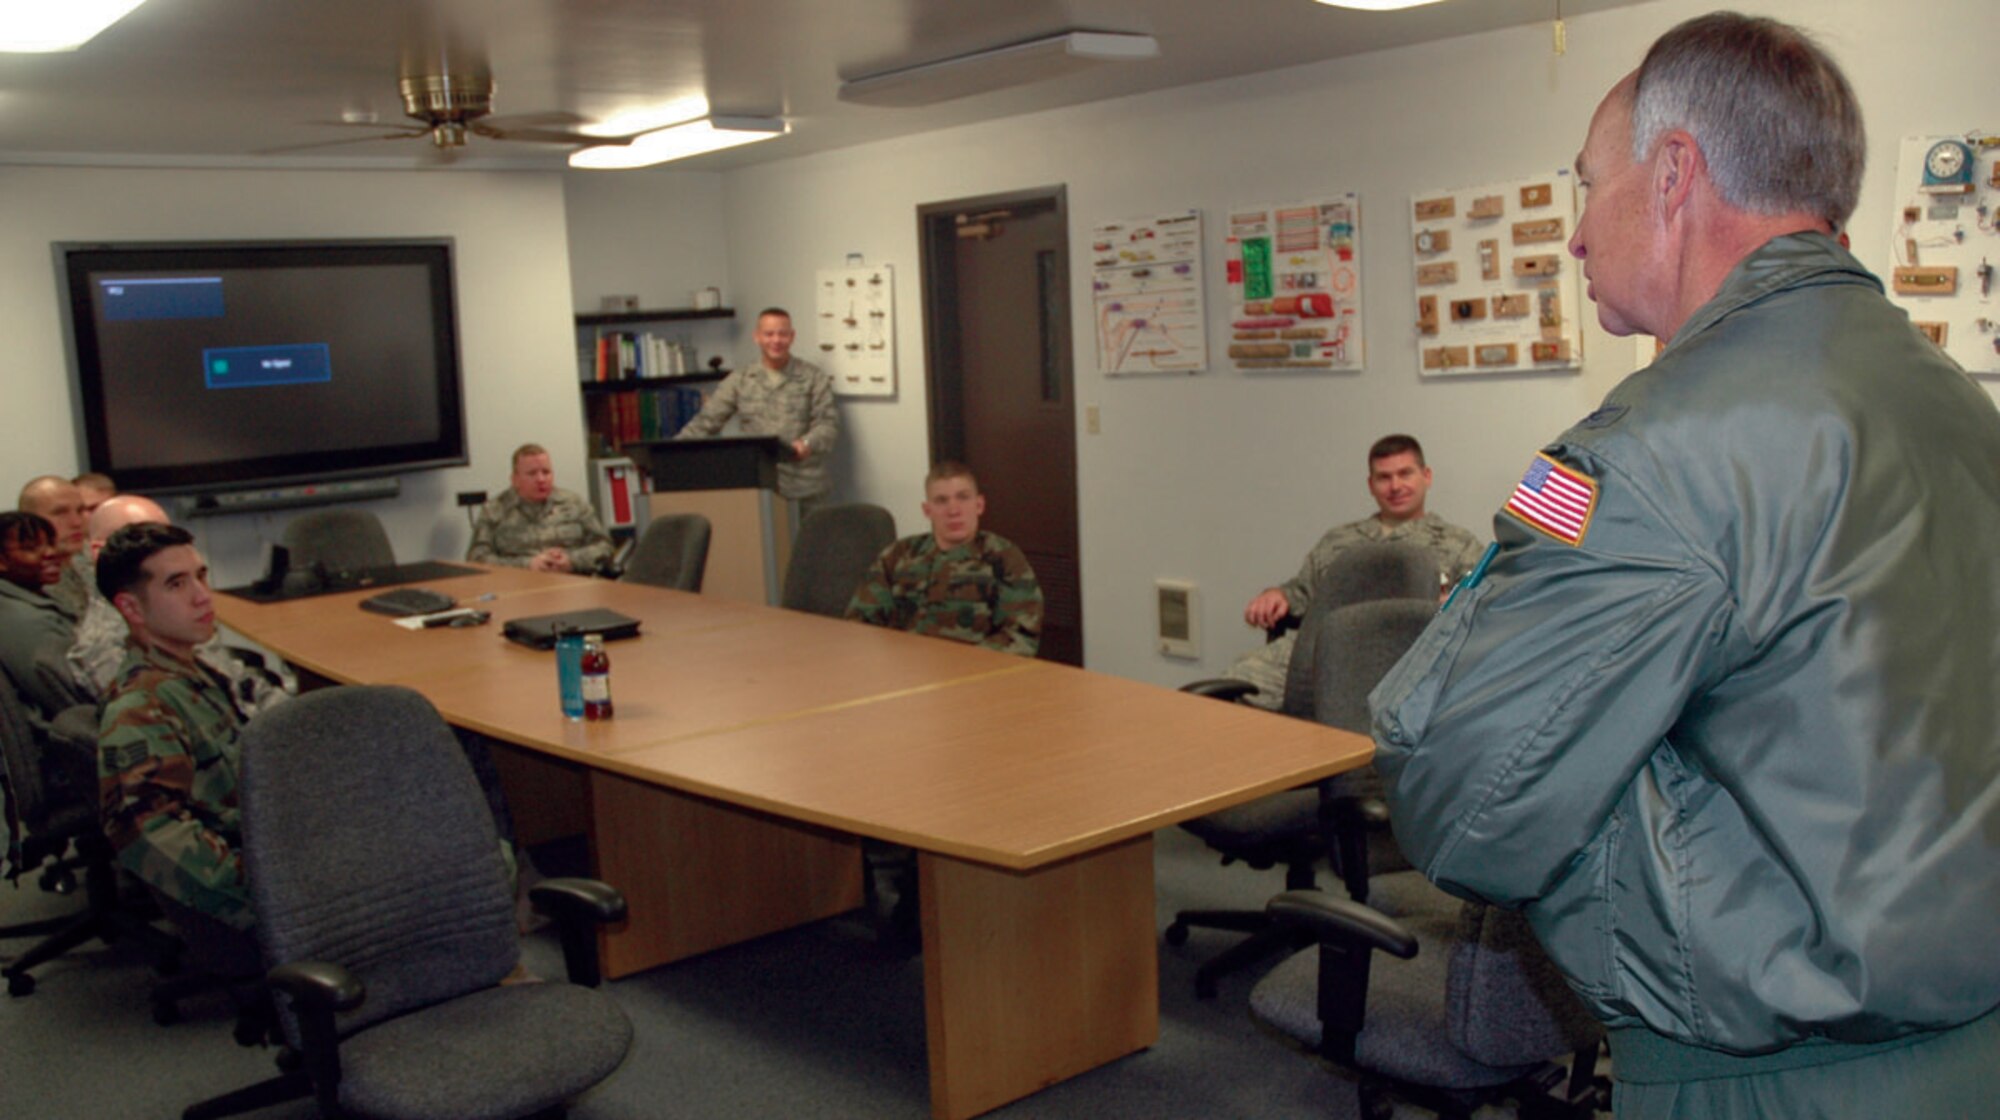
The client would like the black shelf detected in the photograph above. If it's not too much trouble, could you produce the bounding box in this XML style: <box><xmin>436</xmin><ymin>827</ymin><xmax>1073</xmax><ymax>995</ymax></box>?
<box><xmin>574</xmin><ymin>306</ymin><xmax>735</xmax><ymax>327</ymax></box>
<box><xmin>580</xmin><ymin>370</ymin><xmax>731</xmax><ymax>391</ymax></box>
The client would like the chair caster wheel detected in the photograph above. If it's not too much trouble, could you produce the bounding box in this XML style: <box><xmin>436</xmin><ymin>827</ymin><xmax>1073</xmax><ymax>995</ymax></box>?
<box><xmin>39</xmin><ymin>868</ymin><xmax>77</xmax><ymax>896</ymax></box>
<box><xmin>7</xmin><ymin>971</ymin><xmax>34</xmax><ymax>997</ymax></box>
<box><xmin>1164</xmin><ymin>922</ymin><xmax>1189</xmax><ymax>946</ymax></box>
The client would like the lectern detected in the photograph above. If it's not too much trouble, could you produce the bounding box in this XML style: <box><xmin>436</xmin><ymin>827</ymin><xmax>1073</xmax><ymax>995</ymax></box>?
<box><xmin>631</xmin><ymin>436</ymin><xmax>793</xmax><ymax>604</ymax></box>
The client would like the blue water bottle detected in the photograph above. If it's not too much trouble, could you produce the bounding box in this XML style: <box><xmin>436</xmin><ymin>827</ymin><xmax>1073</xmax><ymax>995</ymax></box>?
<box><xmin>555</xmin><ymin>627</ymin><xmax>586</xmax><ymax>721</ymax></box>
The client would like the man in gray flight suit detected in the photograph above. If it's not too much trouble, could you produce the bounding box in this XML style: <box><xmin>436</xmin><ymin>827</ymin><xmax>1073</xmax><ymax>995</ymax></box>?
<box><xmin>1371</xmin><ymin>13</ymin><xmax>2000</xmax><ymax>1118</ymax></box>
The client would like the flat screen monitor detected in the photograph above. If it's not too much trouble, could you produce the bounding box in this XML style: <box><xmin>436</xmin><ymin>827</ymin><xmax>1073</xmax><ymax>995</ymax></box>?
<box><xmin>57</xmin><ymin>239</ymin><xmax>469</xmax><ymax>495</ymax></box>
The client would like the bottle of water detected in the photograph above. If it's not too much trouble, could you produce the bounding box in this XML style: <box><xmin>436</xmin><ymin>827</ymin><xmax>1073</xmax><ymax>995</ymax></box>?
<box><xmin>556</xmin><ymin>628</ymin><xmax>586</xmax><ymax>721</ymax></box>
<box><xmin>581</xmin><ymin>633</ymin><xmax>614</xmax><ymax>721</ymax></box>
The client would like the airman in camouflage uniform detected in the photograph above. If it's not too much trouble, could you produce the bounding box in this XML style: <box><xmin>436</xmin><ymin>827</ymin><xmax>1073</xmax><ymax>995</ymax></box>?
<box><xmin>846</xmin><ymin>531</ymin><xmax>1043</xmax><ymax>657</ymax></box>
<box><xmin>92</xmin><ymin>524</ymin><xmax>253</xmax><ymax>930</ymax></box>
<box><xmin>844</xmin><ymin>462</ymin><xmax>1041</xmax><ymax>657</ymax></box>
<box><xmin>467</xmin><ymin>445</ymin><xmax>614</xmax><ymax>574</ymax></box>
<box><xmin>99</xmin><ymin>642</ymin><xmax>250</xmax><ymax>929</ymax></box>
<box><xmin>1224</xmin><ymin>436</ymin><xmax>1484</xmax><ymax>709</ymax></box>
<box><xmin>675</xmin><ymin>309</ymin><xmax>839</xmax><ymax>512</ymax></box>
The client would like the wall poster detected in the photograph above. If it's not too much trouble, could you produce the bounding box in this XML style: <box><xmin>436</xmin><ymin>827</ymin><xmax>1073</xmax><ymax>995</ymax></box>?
<box><xmin>815</xmin><ymin>264</ymin><xmax>896</xmax><ymax>397</ymax></box>
<box><xmin>1224</xmin><ymin>194</ymin><xmax>1364</xmax><ymax>371</ymax></box>
<box><xmin>1091</xmin><ymin>210</ymin><xmax>1207</xmax><ymax>375</ymax></box>
<box><xmin>1885</xmin><ymin>133</ymin><xmax>2000</xmax><ymax>374</ymax></box>
<box><xmin>1409</xmin><ymin>172</ymin><xmax>1584</xmax><ymax>376</ymax></box>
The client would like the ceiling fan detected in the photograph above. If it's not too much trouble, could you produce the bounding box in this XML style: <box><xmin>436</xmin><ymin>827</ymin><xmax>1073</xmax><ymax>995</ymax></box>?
<box><xmin>272</xmin><ymin>42</ymin><xmax>600</xmax><ymax>155</ymax></box>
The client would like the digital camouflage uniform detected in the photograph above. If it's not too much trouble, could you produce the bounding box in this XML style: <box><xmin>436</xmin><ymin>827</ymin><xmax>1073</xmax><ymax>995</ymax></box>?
<box><xmin>466</xmin><ymin>487</ymin><xmax>614</xmax><ymax>573</ymax></box>
<box><xmin>845</xmin><ymin>530</ymin><xmax>1042</xmax><ymax>657</ymax></box>
<box><xmin>98</xmin><ymin>643</ymin><xmax>251</xmax><ymax>930</ymax></box>
<box><xmin>46</xmin><ymin>553</ymin><xmax>91</xmax><ymax>621</ymax></box>
<box><xmin>1225</xmin><ymin>512</ymin><xmax>1483</xmax><ymax>709</ymax></box>
<box><xmin>675</xmin><ymin>357</ymin><xmax>839</xmax><ymax>503</ymax></box>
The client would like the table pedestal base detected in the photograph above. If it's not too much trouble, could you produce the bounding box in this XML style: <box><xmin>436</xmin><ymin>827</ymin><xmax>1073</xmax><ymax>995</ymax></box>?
<box><xmin>591</xmin><ymin>772</ymin><xmax>863</xmax><ymax>978</ymax></box>
<box><xmin>920</xmin><ymin>836</ymin><xmax>1159</xmax><ymax>1120</ymax></box>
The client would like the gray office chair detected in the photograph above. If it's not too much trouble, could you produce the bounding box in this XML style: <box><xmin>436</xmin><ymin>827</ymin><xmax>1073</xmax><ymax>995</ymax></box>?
<box><xmin>280</xmin><ymin>508</ymin><xmax>396</xmax><ymax>576</ymax></box>
<box><xmin>183</xmin><ymin>686</ymin><xmax>632</xmax><ymax>1120</ymax></box>
<box><xmin>621</xmin><ymin>513</ymin><xmax>712</xmax><ymax>591</ymax></box>
<box><xmin>1252</xmin><ymin>878</ymin><xmax>1607</xmax><ymax>1120</ymax></box>
<box><xmin>1168</xmin><ymin>592</ymin><xmax>1435</xmax><ymax>998</ymax></box>
<box><xmin>2</xmin><ymin>659</ymin><xmax>179</xmax><ymax>996</ymax></box>
<box><xmin>781</xmin><ymin>502</ymin><xmax>896</xmax><ymax>617</ymax></box>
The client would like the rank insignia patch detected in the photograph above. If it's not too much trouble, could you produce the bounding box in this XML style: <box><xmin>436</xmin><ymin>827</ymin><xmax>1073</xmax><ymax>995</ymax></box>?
<box><xmin>1505</xmin><ymin>454</ymin><xmax>1598</xmax><ymax>546</ymax></box>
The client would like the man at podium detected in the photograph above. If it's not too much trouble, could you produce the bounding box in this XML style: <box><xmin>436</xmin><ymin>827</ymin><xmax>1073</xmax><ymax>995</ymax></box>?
<box><xmin>675</xmin><ymin>307</ymin><xmax>840</xmax><ymax>520</ymax></box>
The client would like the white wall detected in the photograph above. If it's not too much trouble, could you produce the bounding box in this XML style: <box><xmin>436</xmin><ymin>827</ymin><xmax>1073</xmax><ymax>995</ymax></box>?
<box><xmin>0</xmin><ymin>166</ymin><xmax>582</xmax><ymax>587</ymax></box>
<box><xmin>567</xmin><ymin>0</ymin><xmax>1997</xmax><ymax>685</ymax></box>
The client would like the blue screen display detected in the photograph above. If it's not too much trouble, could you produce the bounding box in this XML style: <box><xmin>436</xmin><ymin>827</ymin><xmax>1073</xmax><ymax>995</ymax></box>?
<box><xmin>97</xmin><ymin>276</ymin><xmax>225</xmax><ymax>321</ymax></box>
<box><xmin>203</xmin><ymin>343</ymin><xmax>333</xmax><ymax>389</ymax></box>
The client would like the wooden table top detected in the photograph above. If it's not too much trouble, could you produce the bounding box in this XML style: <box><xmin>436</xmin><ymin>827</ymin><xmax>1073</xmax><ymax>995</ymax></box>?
<box><xmin>217</xmin><ymin>566</ymin><xmax>1372</xmax><ymax>870</ymax></box>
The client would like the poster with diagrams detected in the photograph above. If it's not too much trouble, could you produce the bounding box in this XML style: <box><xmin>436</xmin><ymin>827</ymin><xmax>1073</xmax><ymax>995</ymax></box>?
<box><xmin>815</xmin><ymin>264</ymin><xmax>896</xmax><ymax>396</ymax></box>
<box><xmin>1225</xmin><ymin>195</ymin><xmax>1363</xmax><ymax>371</ymax></box>
<box><xmin>1409</xmin><ymin>172</ymin><xmax>1583</xmax><ymax>376</ymax></box>
<box><xmin>1885</xmin><ymin>133</ymin><xmax>2000</xmax><ymax>374</ymax></box>
<box><xmin>1091</xmin><ymin>210</ymin><xmax>1207</xmax><ymax>374</ymax></box>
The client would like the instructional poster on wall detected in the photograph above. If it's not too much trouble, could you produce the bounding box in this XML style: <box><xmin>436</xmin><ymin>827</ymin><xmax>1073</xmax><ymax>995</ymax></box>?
<box><xmin>1409</xmin><ymin>172</ymin><xmax>1584</xmax><ymax>376</ymax></box>
<box><xmin>1225</xmin><ymin>194</ymin><xmax>1364</xmax><ymax>371</ymax></box>
<box><xmin>815</xmin><ymin>264</ymin><xmax>896</xmax><ymax>396</ymax></box>
<box><xmin>1091</xmin><ymin>210</ymin><xmax>1207</xmax><ymax>375</ymax></box>
<box><xmin>1885</xmin><ymin>133</ymin><xmax>2000</xmax><ymax>374</ymax></box>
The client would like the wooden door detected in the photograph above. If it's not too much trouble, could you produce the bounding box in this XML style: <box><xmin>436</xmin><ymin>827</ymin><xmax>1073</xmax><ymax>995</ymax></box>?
<box><xmin>918</xmin><ymin>188</ymin><xmax>1082</xmax><ymax>665</ymax></box>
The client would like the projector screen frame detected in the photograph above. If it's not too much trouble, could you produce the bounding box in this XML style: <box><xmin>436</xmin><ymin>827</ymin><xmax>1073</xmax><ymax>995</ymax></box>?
<box><xmin>55</xmin><ymin>237</ymin><xmax>471</xmax><ymax>498</ymax></box>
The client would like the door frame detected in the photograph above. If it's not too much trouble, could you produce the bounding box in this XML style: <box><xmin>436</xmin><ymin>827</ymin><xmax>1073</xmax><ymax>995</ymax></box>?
<box><xmin>915</xmin><ymin>185</ymin><xmax>1070</xmax><ymax>463</ymax></box>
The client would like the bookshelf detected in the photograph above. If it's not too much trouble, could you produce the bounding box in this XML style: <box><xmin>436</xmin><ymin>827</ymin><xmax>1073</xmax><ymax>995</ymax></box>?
<box><xmin>576</xmin><ymin>308</ymin><xmax>738</xmax><ymax>456</ymax></box>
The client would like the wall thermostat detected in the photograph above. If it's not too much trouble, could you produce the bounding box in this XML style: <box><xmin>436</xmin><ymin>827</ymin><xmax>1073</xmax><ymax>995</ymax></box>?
<box><xmin>1155</xmin><ymin>579</ymin><xmax>1200</xmax><ymax>659</ymax></box>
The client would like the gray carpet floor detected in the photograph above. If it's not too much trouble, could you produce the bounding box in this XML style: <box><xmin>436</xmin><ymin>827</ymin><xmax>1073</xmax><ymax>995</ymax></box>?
<box><xmin>1</xmin><ymin>827</ymin><xmax>1535</xmax><ymax>1119</ymax></box>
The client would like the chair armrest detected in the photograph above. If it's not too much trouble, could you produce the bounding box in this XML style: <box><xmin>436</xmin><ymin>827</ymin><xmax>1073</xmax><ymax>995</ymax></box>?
<box><xmin>531</xmin><ymin>877</ymin><xmax>627</xmax><ymax>988</ymax></box>
<box><xmin>267</xmin><ymin>961</ymin><xmax>362</xmax><ymax>1108</ymax></box>
<box><xmin>1266</xmin><ymin>889</ymin><xmax>1417</xmax><ymax>959</ymax></box>
<box><xmin>1180</xmin><ymin>678</ymin><xmax>1261</xmax><ymax>703</ymax></box>
<box><xmin>531</xmin><ymin>877</ymin><xmax>628</xmax><ymax>925</ymax></box>
<box><xmin>267</xmin><ymin>960</ymin><xmax>365</xmax><ymax>1013</ymax></box>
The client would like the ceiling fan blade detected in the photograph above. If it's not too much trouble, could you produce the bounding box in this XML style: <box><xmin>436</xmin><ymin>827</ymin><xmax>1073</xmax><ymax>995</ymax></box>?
<box><xmin>480</xmin><ymin>110</ymin><xmax>588</xmax><ymax>131</ymax></box>
<box><xmin>469</xmin><ymin>120</ymin><xmax>599</xmax><ymax>146</ymax></box>
<box><xmin>257</xmin><ymin>129</ymin><xmax>431</xmax><ymax>155</ymax></box>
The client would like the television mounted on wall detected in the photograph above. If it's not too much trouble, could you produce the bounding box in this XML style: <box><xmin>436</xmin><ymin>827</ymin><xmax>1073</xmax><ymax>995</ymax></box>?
<box><xmin>57</xmin><ymin>238</ymin><xmax>469</xmax><ymax>496</ymax></box>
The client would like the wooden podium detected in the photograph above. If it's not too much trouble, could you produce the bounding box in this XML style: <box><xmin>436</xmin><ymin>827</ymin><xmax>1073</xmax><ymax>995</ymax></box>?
<box><xmin>631</xmin><ymin>436</ymin><xmax>793</xmax><ymax>605</ymax></box>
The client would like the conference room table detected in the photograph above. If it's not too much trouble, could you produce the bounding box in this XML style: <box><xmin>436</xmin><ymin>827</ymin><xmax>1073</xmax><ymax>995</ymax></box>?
<box><xmin>217</xmin><ymin>564</ymin><xmax>1373</xmax><ymax>1120</ymax></box>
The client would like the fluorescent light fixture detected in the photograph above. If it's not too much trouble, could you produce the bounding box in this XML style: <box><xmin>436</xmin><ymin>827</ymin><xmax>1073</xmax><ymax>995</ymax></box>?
<box><xmin>0</xmin><ymin>0</ymin><xmax>149</xmax><ymax>52</ymax></box>
<box><xmin>582</xmin><ymin>96</ymin><xmax>712</xmax><ymax>140</ymax></box>
<box><xmin>568</xmin><ymin>116</ymin><xmax>787</xmax><ymax>170</ymax></box>
<box><xmin>1313</xmin><ymin>0</ymin><xmax>1450</xmax><ymax>9</ymax></box>
<box><xmin>839</xmin><ymin>30</ymin><xmax>1160</xmax><ymax>108</ymax></box>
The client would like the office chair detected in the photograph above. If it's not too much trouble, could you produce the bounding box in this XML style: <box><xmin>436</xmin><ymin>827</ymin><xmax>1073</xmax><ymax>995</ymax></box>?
<box><xmin>280</xmin><ymin>508</ymin><xmax>396</xmax><ymax>577</ymax></box>
<box><xmin>621</xmin><ymin>513</ymin><xmax>712</xmax><ymax>591</ymax></box>
<box><xmin>1251</xmin><ymin>881</ymin><xmax>1607</xmax><ymax>1120</ymax></box>
<box><xmin>2</xmin><ymin>661</ymin><xmax>180</xmax><ymax>997</ymax></box>
<box><xmin>1167</xmin><ymin>594</ymin><xmax>1435</xmax><ymax>998</ymax></box>
<box><xmin>184</xmin><ymin>685</ymin><xmax>631</xmax><ymax>1120</ymax></box>
<box><xmin>780</xmin><ymin>502</ymin><xmax>896</xmax><ymax>617</ymax></box>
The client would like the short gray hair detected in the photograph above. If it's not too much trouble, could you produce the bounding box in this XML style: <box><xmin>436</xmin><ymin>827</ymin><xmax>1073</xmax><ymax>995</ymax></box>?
<box><xmin>1631</xmin><ymin>12</ymin><xmax>1864</xmax><ymax>228</ymax></box>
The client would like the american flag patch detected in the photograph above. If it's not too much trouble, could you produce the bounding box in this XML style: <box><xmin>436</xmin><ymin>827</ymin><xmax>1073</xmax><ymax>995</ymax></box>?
<box><xmin>1505</xmin><ymin>454</ymin><xmax>1597</xmax><ymax>545</ymax></box>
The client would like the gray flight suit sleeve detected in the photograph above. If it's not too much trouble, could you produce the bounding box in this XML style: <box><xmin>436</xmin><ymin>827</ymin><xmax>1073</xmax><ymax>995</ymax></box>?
<box><xmin>1369</xmin><ymin>444</ymin><xmax>1748</xmax><ymax>907</ymax></box>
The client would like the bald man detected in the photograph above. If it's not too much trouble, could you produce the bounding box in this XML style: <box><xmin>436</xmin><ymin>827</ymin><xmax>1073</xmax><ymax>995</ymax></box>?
<box><xmin>67</xmin><ymin>496</ymin><xmax>288</xmax><ymax>713</ymax></box>
<box><xmin>18</xmin><ymin>475</ymin><xmax>91</xmax><ymax>619</ymax></box>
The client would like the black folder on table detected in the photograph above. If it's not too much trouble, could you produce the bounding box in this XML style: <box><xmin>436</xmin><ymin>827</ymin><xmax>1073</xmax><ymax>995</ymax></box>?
<box><xmin>500</xmin><ymin>609</ymin><xmax>643</xmax><ymax>650</ymax></box>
